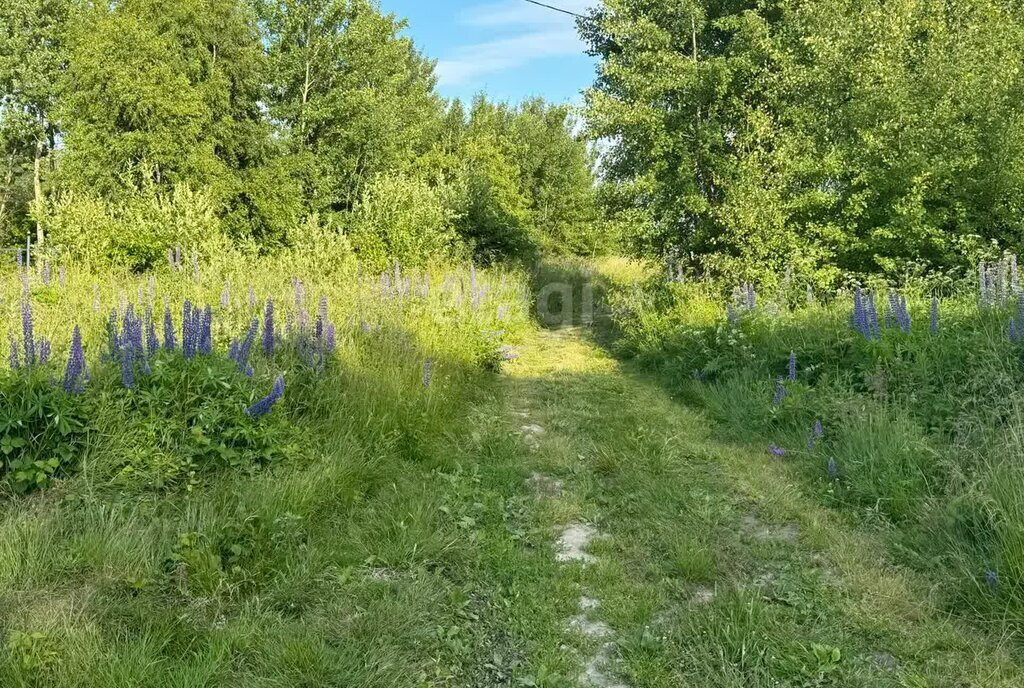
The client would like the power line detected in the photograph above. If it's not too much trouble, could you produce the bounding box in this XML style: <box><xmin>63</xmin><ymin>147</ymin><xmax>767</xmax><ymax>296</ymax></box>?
<box><xmin>520</xmin><ymin>0</ymin><xmax>588</xmax><ymax>20</ymax></box>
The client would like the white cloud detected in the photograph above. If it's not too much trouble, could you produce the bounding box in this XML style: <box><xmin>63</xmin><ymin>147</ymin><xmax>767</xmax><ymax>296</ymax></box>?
<box><xmin>434</xmin><ymin>1</ymin><xmax>594</xmax><ymax>87</ymax></box>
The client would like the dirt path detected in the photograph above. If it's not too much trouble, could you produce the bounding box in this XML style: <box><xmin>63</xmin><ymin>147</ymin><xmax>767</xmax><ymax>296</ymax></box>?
<box><xmin>496</xmin><ymin>325</ymin><xmax>1024</xmax><ymax>687</ymax></box>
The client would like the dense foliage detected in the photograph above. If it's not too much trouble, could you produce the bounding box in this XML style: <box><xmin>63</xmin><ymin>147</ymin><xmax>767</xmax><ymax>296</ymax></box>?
<box><xmin>602</xmin><ymin>258</ymin><xmax>1024</xmax><ymax>636</ymax></box>
<box><xmin>0</xmin><ymin>0</ymin><xmax>604</xmax><ymax>265</ymax></box>
<box><xmin>582</xmin><ymin>0</ymin><xmax>1024</xmax><ymax>285</ymax></box>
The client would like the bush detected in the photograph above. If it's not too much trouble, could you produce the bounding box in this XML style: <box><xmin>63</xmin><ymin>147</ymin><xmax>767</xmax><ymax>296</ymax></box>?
<box><xmin>43</xmin><ymin>181</ymin><xmax>222</xmax><ymax>269</ymax></box>
<box><xmin>0</xmin><ymin>369</ymin><xmax>90</xmax><ymax>493</ymax></box>
<box><xmin>348</xmin><ymin>172</ymin><xmax>461</xmax><ymax>271</ymax></box>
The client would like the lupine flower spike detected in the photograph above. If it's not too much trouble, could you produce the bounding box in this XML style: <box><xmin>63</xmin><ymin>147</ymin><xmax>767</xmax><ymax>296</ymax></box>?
<box><xmin>787</xmin><ymin>351</ymin><xmax>797</xmax><ymax>382</ymax></box>
<box><xmin>246</xmin><ymin>375</ymin><xmax>285</xmax><ymax>417</ymax></box>
<box><xmin>63</xmin><ymin>326</ymin><xmax>85</xmax><ymax>393</ymax></box>
<box><xmin>930</xmin><ymin>296</ymin><xmax>939</xmax><ymax>335</ymax></box>
<box><xmin>263</xmin><ymin>298</ymin><xmax>275</xmax><ymax>356</ymax></box>
<box><xmin>768</xmin><ymin>443</ymin><xmax>786</xmax><ymax>457</ymax></box>
<box><xmin>423</xmin><ymin>358</ymin><xmax>435</xmax><ymax>387</ymax></box>
<box><xmin>772</xmin><ymin>377</ymin><xmax>787</xmax><ymax>406</ymax></box>
<box><xmin>827</xmin><ymin>457</ymin><xmax>838</xmax><ymax>480</ymax></box>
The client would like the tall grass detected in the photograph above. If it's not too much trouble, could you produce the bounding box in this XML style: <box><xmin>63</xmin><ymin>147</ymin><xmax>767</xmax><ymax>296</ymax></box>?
<box><xmin>604</xmin><ymin>266</ymin><xmax>1024</xmax><ymax>636</ymax></box>
<box><xmin>0</xmin><ymin>252</ymin><xmax>531</xmax><ymax>685</ymax></box>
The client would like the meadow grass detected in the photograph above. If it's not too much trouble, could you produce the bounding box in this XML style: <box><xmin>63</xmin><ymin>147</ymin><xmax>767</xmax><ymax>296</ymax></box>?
<box><xmin>596</xmin><ymin>258</ymin><xmax>1024</xmax><ymax>642</ymax></box>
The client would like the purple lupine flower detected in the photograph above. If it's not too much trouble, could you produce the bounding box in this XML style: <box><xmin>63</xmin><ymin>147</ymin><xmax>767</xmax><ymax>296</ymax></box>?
<box><xmin>827</xmin><ymin>457</ymin><xmax>838</xmax><ymax>480</ymax></box>
<box><xmin>145</xmin><ymin>307</ymin><xmax>160</xmax><ymax>355</ymax></box>
<box><xmin>246</xmin><ymin>375</ymin><xmax>285</xmax><ymax>417</ymax></box>
<box><xmin>787</xmin><ymin>351</ymin><xmax>797</xmax><ymax>382</ymax></box>
<box><xmin>499</xmin><ymin>345</ymin><xmax>519</xmax><ymax>361</ymax></box>
<box><xmin>182</xmin><ymin>300</ymin><xmax>196</xmax><ymax>358</ymax></box>
<box><xmin>234</xmin><ymin>319</ymin><xmax>258</xmax><ymax>373</ymax></box>
<box><xmin>21</xmin><ymin>299</ymin><xmax>35</xmax><ymax>366</ymax></box>
<box><xmin>122</xmin><ymin>305</ymin><xmax>143</xmax><ymax>356</ymax></box>
<box><xmin>808</xmin><ymin>419</ymin><xmax>824</xmax><ymax>449</ymax></box>
<box><xmin>41</xmin><ymin>261</ymin><xmax>51</xmax><ymax>286</ymax></box>
<box><xmin>121</xmin><ymin>346</ymin><xmax>135</xmax><ymax>389</ymax></box>
<box><xmin>768</xmin><ymin>443</ymin><xmax>786</xmax><ymax>457</ymax></box>
<box><xmin>9</xmin><ymin>337</ymin><xmax>19</xmax><ymax>370</ymax></box>
<box><xmin>63</xmin><ymin>326</ymin><xmax>86</xmax><ymax>393</ymax></box>
<box><xmin>985</xmin><ymin>569</ymin><xmax>999</xmax><ymax>592</ymax></box>
<box><xmin>58</xmin><ymin>266</ymin><xmax>66</xmax><ymax>289</ymax></box>
<box><xmin>692</xmin><ymin>369</ymin><xmax>707</xmax><ymax>382</ymax></box>
<box><xmin>16</xmin><ymin>251</ymin><xmax>23</xmax><ymax>269</ymax></box>
<box><xmin>360</xmin><ymin>321</ymin><xmax>371</xmax><ymax>334</ymax></box>
<box><xmin>853</xmin><ymin>287</ymin><xmax>869</xmax><ymax>340</ymax></box>
<box><xmin>325</xmin><ymin>324</ymin><xmax>336</xmax><ymax>354</ymax></box>
<box><xmin>38</xmin><ymin>339</ymin><xmax>50</xmax><ymax>365</ymax></box>
<box><xmin>745</xmin><ymin>282</ymin><xmax>756</xmax><ymax>311</ymax></box>
<box><xmin>866</xmin><ymin>290</ymin><xmax>880</xmax><ymax>338</ymax></box>
<box><xmin>220</xmin><ymin>282</ymin><xmax>230</xmax><ymax>309</ymax></box>
<box><xmin>772</xmin><ymin>377</ymin><xmax>787</xmax><ymax>406</ymax></box>
<box><xmin>930</xmin><ymin>296</ymin><xmax>939</xmax><ymax>335</ymax></box>
<box><xmin>423</xmin><ymin>358</ymin><xmax>435</xmax><ymax>387</ymax></box>
<box><xmin>106</xmin><ymin>309</ymin><xmax>120</xmax><ymax>358</ymax></box>
<box><xmin>262</xmin><ymin>298</ymin><xmax>275</xmax><ymax>356</ymax></box>
<box><xmin>199</xmin><ymin>306</ymin><xmax>213</xmax><ymax>355</ymax></box>
<box><xmin>163</xmin><ymin>305</ymin><xmax>176</xmax><ymax>351</ymax></box>
<box><xmin>228</xmin><ymin>340</ymin><xmax>239</xmax><ymax>363</ymax></box>
<box><xmin>316</xmin><ymin>295</ymin><xmax>328</xmax><ymax>341</ymax></box>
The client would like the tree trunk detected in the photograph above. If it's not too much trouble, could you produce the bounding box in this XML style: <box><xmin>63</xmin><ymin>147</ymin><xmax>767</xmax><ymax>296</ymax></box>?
<box><xmin>33</xmin><ymin>137</ymin><xmax>44</xmax><ymax>247</ymax></box>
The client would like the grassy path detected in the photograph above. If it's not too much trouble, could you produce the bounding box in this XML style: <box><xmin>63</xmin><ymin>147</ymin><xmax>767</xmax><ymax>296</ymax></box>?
<box><xmin>478</xmin><ymin>324</ymin><xmax>1024</xmax><ymax>687</ymax></box>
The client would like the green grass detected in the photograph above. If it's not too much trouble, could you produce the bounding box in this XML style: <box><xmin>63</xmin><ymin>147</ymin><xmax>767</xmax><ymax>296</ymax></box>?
<box><xmin>1</xmin><ymin>254</ymin><xmax>1023</xmax><ymax>686</ymax></box>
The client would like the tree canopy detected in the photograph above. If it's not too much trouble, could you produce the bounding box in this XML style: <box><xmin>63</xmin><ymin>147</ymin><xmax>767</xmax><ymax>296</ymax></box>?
<box><xmin>582</xmin><ymin>0</ymin><xmax>1024</xmax><ymax>284</ymax></box>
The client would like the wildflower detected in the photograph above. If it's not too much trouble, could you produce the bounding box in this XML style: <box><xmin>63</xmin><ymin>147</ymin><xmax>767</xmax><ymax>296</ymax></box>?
<box><xmin>325</xmin><ymin>324</ymin><xmax>336</xmax><ymax>354</ymax></box>
<box><xmin>233</xmin><ymin>319</ymin><xmax>258</xmax><ymax>373</ymax></box>
<box><xmin>423</xmin><ymin>358</ymin><xmax>435</xmax><ymax>387</ymax></box>
<box><xmin>163</xmin><ymin>305</ymin><xmax>176</xmax><ymax>350</ymax></box>
<box><xmin>692</xmin><ymin>369</ymin><xmax>707</xmax><ymax>382</ymax></box>
<box><xmin>726</xmin><ymin>304</ymin><xmax>739</xmax><ymax>327</ymax></box>
<box><xmin>768</xmin><ymin>443</ymin><xmax>786</xmax><ymax>457</ymax></box>
<box><xmin>58</xmin><ymin>266</ymin><xmax>66</xmax><ymax>289</ymax></box>
<box><xmin>787</xmin><ymin>351</ymin><xmax>797</xmax><ymax>382</ymax></box>
<box><xmin>38</xmin><ymin>339</ymin><xmax>50</xmax><ymax>366</ymax></box>
<box><xmin>246</xmin><ymin>375</ymin><xmax>285</xmax><ymax>417</ymax></box>
<box><xmin>853</xmin><ymin>287</ymin><xmax>871</xmax><ymax>340</ymax></box>
<box><xmin>8</xmin><ymin>337</ymin><xmax>19</xmax><ymax>369</ymax></box>
<box><xmin>808</xmin><ymin>419</ymin><xmax>824</xmax><ymax>449</ymax></box>
<box><xmin>174</xmin><ymin>246</ymin><xmax>182</xmax><ymax>268</ymax></box>
<box><xmin>262</xmin><ymin>298</ymin><xmax>275</xmax><ymax>356</ymax></box>
<box><xmin>16</xmin><ymin>251</ymin><xmax>22</xmax><ymax>269</ymax></box>
<box><xmin>360</xmin><ymin>320</ymin><xmax>371</xmax><ymax>334</ymax></box>
<box><xmin>182</xmin><ymin>300</ymin><xmax>196</xmax><ymax>358</ymax></box>
<box><xmin>63</xmin><ymin>326</ymin><xmax>85</xmax><ymax>393</ymax></box>
<box><xmin>317</xmin><ymin>295</ymin><xmax>328</xmax><ymax>341</ymax></box>
<box><xmin>866</xmin><ymin>291</ymin><xmax>881</xmax><ymax>338</ymax></box>
<box><xmin>827</xmin><ymin>457</ymin><xmax>838</xmax><ymax>480</ymax></box>
<box><xmin>145</xmin><ymin>307</ymin><xmax>160</xmax><ymax>355</ymax></box>
<box><xmin>42</xmin><ymin>261</ymin><xmax>51</xmax><ymax>285</ymax></box>
<box><xmin>499</xmin><ymin>345</ymin><xmax>519</xmax><ymax>361</ymax></box>
<box><xmin>985</xmin><ymin>569</ymin><xmax>999</xmax><ymax>592</ymax></box>
<box><xmin>199</xmin><ymin>306</ymin><xmax>213</xmax><ymax>355</ymax></box>
<box><xmin>745</xmin><ymin>282</ymin><xmax>756</xmax><ymax>311</ymax></box>
<box><xmin>930</xmin><ymin>296</ymin><xmax>939</xmax><ymax>335</ymax></box>
<box><xmin>772</xmin><ymin>377</ymin><xmax>787</xmax><ymax>406</ymax></box>
<box><xmin>21</xmin><ymin>299</ymin><xmax>35</xmax><ymax>366</ymax></box>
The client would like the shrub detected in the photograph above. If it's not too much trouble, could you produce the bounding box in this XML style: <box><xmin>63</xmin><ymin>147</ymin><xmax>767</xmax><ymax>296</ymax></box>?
<box><xmin>348</xmin><ymin>172</ymin><xmax>461</xmax><ymax>271</ymax></box>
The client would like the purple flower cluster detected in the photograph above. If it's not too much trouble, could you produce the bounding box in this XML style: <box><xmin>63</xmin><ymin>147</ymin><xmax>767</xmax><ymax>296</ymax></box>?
<box><xmin>744</xmin><ymin>282</ymin><xmax>756</xmax><ymax>311</ymax></box>
<box><xmin>246</xmin><ymin>375</ymin><xmax>285</xmax><ymax>417</ymax></box>
<box><xmin>852</xmin><ymin>287</ymin><xmax>880</xmax><ymax>341</ymax></box>
<box><xmin>21</xmin><ymin>299</ymin><xmax>36</xmax><ymax>366</ymax></box>
<box><xmin>887</xmin><ymin>291</ymin><xmax>911</xmax><ymax>333</ymax></box>
<box><xmin>263</xmin><ymin>298</ymin><xmax>275</xmax><ymax>356</ymax></box>
<box><xmin>63</xmin><ymin>326</ymin><xmax>86</xmax><ymax>393</ymax></box>
<box><xmin>827</xmin><ymin>457</ymin><xmax>838</xmax><ymax>480</ymax></box>
<box><xmin>772</xmin><ymin>376</ymin><xmax>787</xmax><ymax>406</ymax></box>
<box><xmin>808</xmin><ymin>419</ymin><xmax>824</xmax><ymax>450</ymax></box>
<box><xmin>181</xmin><ymin>301</ymin><xmax>212</xmax><ymax>359</ymax></box>
<box><xmin>768</xmin><ymin>443</ymin><xmax>786</xmax><ymax>457</ymax></box>
<box><xmin>787</xmin><ymin>351</ymin><xmax>797</xmax><ymax>382</ymax></box>
<box><xmin>422</xmin><ymin>358</ymin><xmax>435</xmax><ymax>387</ymax></box>
<box><xmin>229</xmin><ymin>319</ymin><xmax>259</xmax><ymax>376</ymax></box>
<box><xmin>297</xmin><ymin>295</ymin><xmax>337</xmax><ymax>372</ymax></box>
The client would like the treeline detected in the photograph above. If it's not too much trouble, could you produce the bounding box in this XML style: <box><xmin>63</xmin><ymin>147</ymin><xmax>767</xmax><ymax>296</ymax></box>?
<box><xmin>582</xmin><ymin>0</ymin><xmax>1024</xmax><ymax>286</ymax></box>
<box><xmin>0</xmin><ymin>0</ymin><xmax>607</xmax><ymax>268</ymax></box>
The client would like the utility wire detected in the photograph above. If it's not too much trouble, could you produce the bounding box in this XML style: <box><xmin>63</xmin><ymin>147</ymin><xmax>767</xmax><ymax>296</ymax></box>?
<box><xmin>520</xmin><ymin>0</ymin><xmax>588</xmax><ymax>20</ymax></box>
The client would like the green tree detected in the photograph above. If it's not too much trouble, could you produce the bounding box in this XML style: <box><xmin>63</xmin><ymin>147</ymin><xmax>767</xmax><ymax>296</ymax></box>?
<box><xmin>57</xmin><ymin>0</ymin><xmax>267</xmax><ymax>208</ymax></box>
<box><xmin>0</xmin><ymin>0</ymin><xmax>71</xmax><ymax>245</ymax></box>
<box><xmin>582</xmin><ymin>0</ymin><xmax>1024</xmax><ymax>283</ymax></box>
<box><xmin>256</xmin><ymin>0</ymin><xmax>443</xmax><ymax>214</ymax></box>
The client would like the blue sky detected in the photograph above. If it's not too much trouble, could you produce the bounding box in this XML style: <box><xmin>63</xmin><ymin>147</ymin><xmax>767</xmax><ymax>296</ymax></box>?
<box><xmin>380</xmin><ymin>0</ymin><xmax>597</xmax><ymax>104</ymax></box>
